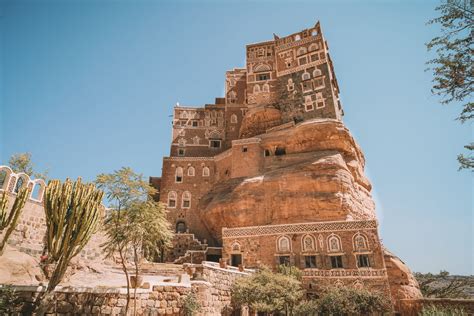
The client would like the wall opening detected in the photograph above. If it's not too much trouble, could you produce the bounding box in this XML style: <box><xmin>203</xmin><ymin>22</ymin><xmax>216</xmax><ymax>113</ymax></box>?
<box><xmin>231</xmin><ymin>254</ymin><xmax>242</xmax><ymax>267</ymax></box>
<box><xmin>275</xmin><ymin>147</ymin><xmax>286</xmax><ymax>156</ymax></box>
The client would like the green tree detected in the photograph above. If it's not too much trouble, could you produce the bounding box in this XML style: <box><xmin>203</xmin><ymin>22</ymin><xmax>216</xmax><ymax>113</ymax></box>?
<box><xmin>35</xmin><ymin>178</ymin><xmax>103</xmax><ymax>315</ymax></box>
<box><xmin>231</xmin><ymin>267</ymin><xmax>305</xmax><ymax>315</ymax></box>
<box><xmin>96</xmin><ymin>167</ymin><xmax>172</xmax><ymax>316</ymax></box>
<box><xmin>415</xmin><ymin>270</ymin><xmax>473</xmax><ymax>298</ymax></box>
<box><xmin>426</xmin><ymin>0</ymin><xmax>473</xmax><ymax>170</ymax></box>
<box><xmin>9</xmin><ymin>153</ymin><xmax>48</xmax><ymax>179</ymax></box>
<box><xmin>315</xmin><ymin>286</ymin><xmax>391</xmax><ymax>315</ymax></box>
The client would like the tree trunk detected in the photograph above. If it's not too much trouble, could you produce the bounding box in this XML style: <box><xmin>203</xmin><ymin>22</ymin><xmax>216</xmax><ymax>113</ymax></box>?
<box><xmin>133</xmin><ymin>245</ymin><xmax>140</xmax><ymax>316</ymax></box>
<box><xmin>119</xmin><ymin>247</ymin><xmax>131</xmax><ymax>315</ymax></box>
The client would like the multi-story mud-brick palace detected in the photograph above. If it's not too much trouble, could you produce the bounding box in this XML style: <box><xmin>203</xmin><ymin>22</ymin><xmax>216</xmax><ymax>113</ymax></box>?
<box><xmin>150</xmin><ymin>22</ymin><xmax>421</xmax><ymax>307</ymax></box>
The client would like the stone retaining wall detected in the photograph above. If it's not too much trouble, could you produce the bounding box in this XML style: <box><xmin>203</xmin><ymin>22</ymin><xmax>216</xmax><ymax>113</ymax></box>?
<box><xmin>9</xmin><ymin>261</ymin><xmax>252</xmax><ymax>316</ymax></box>
<box><xmin>13</xmin><ymin>284</ymin><xmax>191</xmax><ymax>315</ymax></box>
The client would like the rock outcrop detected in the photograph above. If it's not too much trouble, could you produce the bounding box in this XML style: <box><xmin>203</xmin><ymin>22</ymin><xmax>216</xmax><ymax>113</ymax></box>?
<box><xmin>384</xmin><ymin>249</ymin><xmax>423</xmax><ymax>308</ymax></box>
<box><xmin>199</xmin><ymin>119</ymin><xmax>375</xmax><ymax>241</ymax></box>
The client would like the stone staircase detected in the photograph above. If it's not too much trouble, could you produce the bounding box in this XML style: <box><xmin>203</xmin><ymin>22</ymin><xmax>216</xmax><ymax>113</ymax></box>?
<box><xmin>168</xmin><ymin>233</ymin><xmax>208</xmax><ymax>264</ymax></box>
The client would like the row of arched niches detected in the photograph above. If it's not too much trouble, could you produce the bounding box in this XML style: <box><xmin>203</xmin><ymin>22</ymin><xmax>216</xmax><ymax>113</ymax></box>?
<box><xmin>0</xmin><ymin>166</ymin><xmax>46</xmax><ymax>202</ymax></box>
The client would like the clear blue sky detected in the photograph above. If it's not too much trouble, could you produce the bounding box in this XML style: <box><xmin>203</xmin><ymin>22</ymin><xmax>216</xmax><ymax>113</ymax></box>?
<box><xmin>0</xmin><ymin>0</ymin><xmax>472</xmax><ymax>275</ymax></box>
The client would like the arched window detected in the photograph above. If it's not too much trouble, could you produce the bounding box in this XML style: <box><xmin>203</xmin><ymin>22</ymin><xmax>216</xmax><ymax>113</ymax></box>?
<box><xmin>294</xmin><ymin>34</ymin><xmax>301</xmax><ymax>41</ymax></box>
<box><xmin>30</xmin><ymin>180</ymin><xmax>45</xmax><ymax>201</ymax></box>
<box><xmin>187</xmin><ymin>167</ymin><xmax>195</xmax><ymax>176</ymax></box>
<box><xmin>328</xmin><ymin>235</ymin><xmax>342</xmax><ymax>252</ymax></box>
<box><xmin>253</xmin><ymin>85</ymin><xmax>261</xmax><ymax>93</ymax></box>
<box><xmin>254</xmin><ymin>63</ymin><xmax>271</xmax><ymax>72</ymax></box>
<box><xmin>230</xmin><ymin>114</ymin><xmax>238</xmax><ymax>124</ymax></box>
<box><xmin>175</xmin><ymin>167</ymin><xmax>183</xmax><ymax>183</ymax></box>
<box><xmin>168</xmin><ymin>191</ymin><xmax>177</xmax><ymax>208</ymax></box>
<box><xmin>182</xmin><ymin>191</ymin><xmax>191</xmax><ymax>208</ymax></box>
<box><xmin>302</xmin><ymin>72</ymin><xmax>310</xmax><ymax>81</ymax></box>
<box><xmin>277</xmin><ymin>236</ymin><xmax>291</xmax><ymax>252</ymax></box>
<box><xmin>302</xmin><ymin>235</ymin><xmax>316</xmax><ymax>252</ymax></box>
<box><xmin>14</xmin><ymin>177</ymin><xmax>25</xmax><ymax>193</ymax></box>
<box><xmin>297</xmin><ymin>46</ymin><xmax>307</xmax><ymax>56</ymax></box>
<box><xmin>308</xmin><ymin>43</ymin><xmax>319</xmax><ymax>52</ymax></box>
<box><xmin>287</xmin><ymin>78</ymin><xmax>294</xmax><ymax>91</ymax></box>
<box><xmin>176</xmin><ymin>221</ymin><xmax>186</xmax><ymax>233</ymax></box>
<box><xmin>353</xmin><ymin>234</ymin><xmax>368</xmax><ymax>251</ymax></box>
<box><xmin>313</xmin><ymin>68</ymin><xmax>322</xmax><ymax>77</ymax></box>
<box><xmin>228</xmin><ymin>91</ymin><xmax>237</xmax><ymax>103</ymax></box>
<box><xmin>232</xmin><ymin>242</ymin><xmax>241</xmax><ymax>252</ymax></box>
<box><xmin>262</xmin><ymin>83</ymin><xmax>270</xmax><ymax>92</ymax></box>
<box><xmin>202</xmin><ymin>167</ymin><xmax>210</xmax><ymax>177</ymax></box>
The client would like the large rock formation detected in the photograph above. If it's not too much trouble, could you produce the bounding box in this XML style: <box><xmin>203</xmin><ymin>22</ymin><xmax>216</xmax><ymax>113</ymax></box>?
<box><xmin>199</xmin><ymin>119</ymin><xmax>375</xmax><ymax>241</ymax></box>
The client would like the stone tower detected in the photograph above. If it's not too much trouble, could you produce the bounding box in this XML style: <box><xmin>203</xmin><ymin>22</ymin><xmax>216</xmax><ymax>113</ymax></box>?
<box><xmin>150</xmin><ymin>21</ymin><xmax>421</xmax><ymax>310</ymax></box>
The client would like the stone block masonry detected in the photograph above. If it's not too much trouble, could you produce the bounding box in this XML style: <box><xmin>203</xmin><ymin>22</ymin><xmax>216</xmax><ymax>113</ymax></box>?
<box><xmin>11</xmin><ymin>262</ymin><xmax>251</xmax><ymax>316</ymax></box>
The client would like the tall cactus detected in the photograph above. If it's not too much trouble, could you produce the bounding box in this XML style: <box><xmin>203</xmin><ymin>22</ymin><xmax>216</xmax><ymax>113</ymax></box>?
<box><xmin>0</xmin><ymin>187</ymin><xmax>31</xmax><ymax>255</ymax></box>
<box><xmin>43</xmin><ymin>178</ymin><xmax>103</xmax><ymax>288</ymax></box>
<box><xmin>36</xmin><ymin>178</ymin><xmax>104</xmax><ymax>315</ymax></box>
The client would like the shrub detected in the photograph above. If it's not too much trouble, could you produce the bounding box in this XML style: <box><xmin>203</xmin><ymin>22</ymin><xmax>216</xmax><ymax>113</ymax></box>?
<box><xmin>0</xmin><ymin>285</ymin><xmax>21</xmax><ymax>314</ymax></box>
<box><xmin>316</xmin><ymin>286</ymin><xmax>391</xmax><ymax>315</ymax></box>
<box><xmin>420</xmin><ymin>304</ymin><xmax>467</xmax><ymax>316</ymax></box>
<box><xmin>182</xmin><ymin>292</ymin><xmax>201</xmax><ymax>316</ymax></box>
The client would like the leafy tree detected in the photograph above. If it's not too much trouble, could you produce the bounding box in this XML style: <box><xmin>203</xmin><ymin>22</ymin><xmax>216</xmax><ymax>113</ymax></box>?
<box><xmin>415</xmin><ymin>270</ymin><xmax>473</xmax><ymax>298</ymax></box>
<box><xmin>277</xmin><ymin>264</ymin><xmax>303</xmax><ymax>281</ymax></box>
<box><xmin>36</xmin><ymin>178</ymin><xmax>103</xmax><ymax>315</ymax></box>
<box><xmin>96</xmin><ymin>167</ymin><xmax>172</xmax><ymax>316</ymax></box>
<box><xmin>315</xmin><ymin>286</ymin><xmax>391</xmax><ymax>315</ymax></box>
<box><xmin>231</xmin><ymin>267</ymin><xmax>305</xmax><ymax>315</ymax></box>
<box><xmin>9</xmin><ymin>153</ymin><xmax>48</xmax><ymax>179</ymax></box>
<box><xmin>426</xmin><ymin>0</ymin><xmax>473</xmax><ymax>170</ymax></box>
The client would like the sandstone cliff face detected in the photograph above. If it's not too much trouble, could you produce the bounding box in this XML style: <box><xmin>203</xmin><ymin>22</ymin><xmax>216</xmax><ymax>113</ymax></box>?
<box><xmin>199</xmin><ymin>119</ymin><xmax>376</xmax><ymax>241</ymax></box>
<box><xmin>384</xmin><ymin>249</ymin><xmax>423</xmax><ymax>308</ymax></box>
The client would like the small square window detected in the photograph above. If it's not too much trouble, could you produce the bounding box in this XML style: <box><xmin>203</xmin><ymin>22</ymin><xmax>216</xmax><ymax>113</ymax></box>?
<box><xmin>168</xmin><ymin>200</ymin><xmax>176</xmax><ymax>208</ymax></box>
<box><xmin>330</xmin><ymin>256</ymin><xmax>343</xmax><ymax>269</ymax></box>
<box><xmin>310</xmin><ymin>54</ymin><xmax>319</xmax><ymax>62</ymax></box>
<box><xmin>304</xmin><ymin>256</ymin><xmax>317</xmax><ymax>268</ymax></box>
<box><xmin>242</xmin><ymin>147</ymin><xmax>248</xmax><ymax>152</ymax></box>
<box><xmin>182</xmin><ymin>200</ymin><xmax>190</xmax><ymax>208</ymax></box>
<box><xmin>176</xmin><ymin>176</ymin><xmax>182</xmax><ymax>183</ymax></box>
<box><xmin>302</xmin><ymin>82</ymin><xmax>312</xmax><ymax>93</ymax></box>
<box><xmin>210</xmin><ymin>140</ymin><xmax>221</xmax><ymax>148</ymax></box>
<box><xmin>257</xmin><ymin>73</ymin><xmax>269</xmax><ymax>81</ymax></box>
<box><xmin>192</xmin><ymin>121</ymin><xmax>198</xmax><ymax>127</ymax></box>
<box><xmin>357</xmin><ymin>254</ymin><xmax>370</xmax><ymax>268</ymax></box>
<box><xmin>178</xmin><ymin>148</ymin><xmax>185</xmax><ymax>156</ymax></box>
<box><xmin>299</xmin><ymin>56</ymin><xmax>307</xmax><ymax>66</ymax></box>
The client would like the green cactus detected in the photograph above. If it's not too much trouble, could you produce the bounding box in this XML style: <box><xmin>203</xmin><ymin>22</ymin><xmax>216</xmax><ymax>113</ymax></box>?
<box><xmin>0</xmin><ymin>187</ymin><xmax>31</xmax><ymax>255</ymax></box>
<box><xmin>42</xmin><ymin>178</ymin><xmax>103</xmax><ymax>290</ymax></box>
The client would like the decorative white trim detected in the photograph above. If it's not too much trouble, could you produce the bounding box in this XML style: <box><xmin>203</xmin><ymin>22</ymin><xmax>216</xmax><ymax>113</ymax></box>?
<box><xmin>222</xmin><ymin>220</ymin><xmax>378</xmax><ymax>238</ymax></box>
